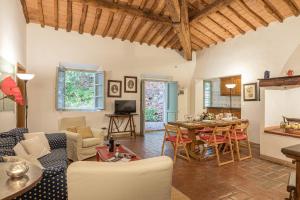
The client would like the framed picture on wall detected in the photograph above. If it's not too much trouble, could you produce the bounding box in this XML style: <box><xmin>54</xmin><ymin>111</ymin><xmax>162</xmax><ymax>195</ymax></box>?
<box><xmin>107</xmin><ymin>80</ymin><xmax>122</xmax><ymax>98</ymax></box>
<box><xmin>243</xmin><ymin>83</ymin><xmax>258</xmax><ymax>101</ymax></box>
<box><xmin>124</xmin><ymin>76</ymin><xmax>137</xmax><ymax>93</ymax></box>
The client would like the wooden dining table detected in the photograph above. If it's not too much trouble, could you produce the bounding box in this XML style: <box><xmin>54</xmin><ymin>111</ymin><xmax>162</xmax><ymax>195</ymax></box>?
<box><xmin>168</xmin><ymin>119</ymin><xmax>248</xmax><ymax>160</ymax></box>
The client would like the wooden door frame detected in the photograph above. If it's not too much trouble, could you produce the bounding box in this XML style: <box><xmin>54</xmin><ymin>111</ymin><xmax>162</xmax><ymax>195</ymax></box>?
<box><xmin>16</xmin><ymin>63</ymin><xmax>26</xmax><ymax>128</ymax></box>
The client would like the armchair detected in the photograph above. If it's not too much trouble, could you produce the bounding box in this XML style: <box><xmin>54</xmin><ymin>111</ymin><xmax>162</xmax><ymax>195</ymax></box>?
<box><xmin>59</xmin><ymin>116</ymin><xmax>105</xmax><ymax>161</ymax></box>
<box><xmin>67</xmin><ymin>156</ymin><xmax>174</xmax><ymax>200</ymax></box>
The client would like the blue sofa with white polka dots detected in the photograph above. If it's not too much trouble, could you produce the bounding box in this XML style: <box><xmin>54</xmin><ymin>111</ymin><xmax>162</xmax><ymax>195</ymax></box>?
<box><xmin>0</xmin><ymin>128</ymin><xmax>68</xmax><ymax>200</ymax></box>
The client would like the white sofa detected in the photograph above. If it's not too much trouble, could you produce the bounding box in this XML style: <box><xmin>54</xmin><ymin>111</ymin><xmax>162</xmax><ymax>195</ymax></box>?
<box><xmin>59</xmin><ymin>116</ymin><xmax>105</xmax><ymax>161</ymax></box>
<box><xmin>67</xmin><ymin>156</ymin><xmax>174</xmax><ymax>200</ymax></box>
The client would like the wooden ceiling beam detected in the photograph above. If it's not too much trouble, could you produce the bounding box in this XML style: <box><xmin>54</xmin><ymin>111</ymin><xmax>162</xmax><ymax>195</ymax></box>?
<box><xmin>102</xmin><ymin>11</ymin><xmax>114</xmax><ymax>37</ymax></box>
<box><xmin>20</xmin><ymin>0</ymin><xmax>29</xmax><ymax>23</ymax></box>
<box><xmin>168</xmin><ymin>37</ymin><xmax>179</xmax><ymax>48</ymax></box>
<box><xmin>54</xmin><ymin>0</ymin><xmax>59</xmax><ymax>30</ymax></box>
<box><xmin>91</xmin><ymin>8</ymin><xmax>102</xmax><ymax>35</ymax></box>
<box><xmin>163</xmin><ymin>32</ymin><xmax>177</xmax><ymax>48</ymax></box>
<box><xmin>156</xmin><ymin>27</ymin><xmax>173</xmax><ymax>47</ymax></box>
<box><xmin>122</xmin><ymin>16</ymin><xmax>137</xmax><ymax>41</ymax></box>
<box><xmin>191</xmin><ymin>33</ymin><xmax>209</xmax><ymax>48</ymax></box>
<box><xmin>283</xmin><ymin>0</ymin><xmax>300</xmax><ymax>16</ymax></box>
<box><xmin>67</xmin><ymin>0</ymin><xmax>73</xmax><ymax>32</ymax></box>
<box><xmin>79</xmin><ymin>3</ymin><xmax>88</xmax><ymax>34</ymax></box>
<box><xmin>148</xmin><ymin>25</ymin><xmax>166</xmax><ymax>44</ymax></box>
<box><xmin>139</xmin><ymin>22</ymin><xmax>157</xmax><ymax>44</ymax></box>
<box><xmin>192</xmin><ymin>42</ymin><xmax>203</xmax><ymax>50</ymax></box>
<box><xmin>260</xmin><ymin>0</ymin><xmax>284</xmax><ymax>22</ymax></box>
<box><xmin>37</xmin><ymin>0</ymin><xmax>45</xmax><ymax>27</ymax></box>
<box><xmin>236</xmin><ymin>0</ymin><xmax>268</xmax><ymax>26</ymax></box>
<box><xmin>190</xmin><ymin>0</ymin><xmax>235</xmax><ymax>24</ymax></box>
<box><xmin>207</xmin><ymin>16</ymin><xmax>234</xmax><ymax>37</ymax></box>
<box><xmin>216</xmin><ymin>11</ymin><xmax>245</xmax><ymax>34</ymax></box>
<box><xmin>112</xmin><ymin>0</ymin><xmax>133</xmax><ymax>40</ymax></box>
<box><xmin>227</xmin><ymin>5</ymin><xmax>256</xmax><ymax>31</ymax></box>
<box><xmin>191</xmin><ymin>25</ymin><xmax>217</xmax><ymax>45</ymax></box>
<box><xmin>166</xmin><ymin>0</ymin><xmax>181</xmax><ymax>22</ymax></box>
<box><xmin>130</xmin><ymin>18</ymin><xmax>146</xmax><ymax>42</ymax></box>
<box><xmin>71</xmin><ymin>0</ymin><xmax>173</xmax><ymax>26</ymax></box>
<box><xmin>167</xmin><ymin>0</ymin><xmax>192</xmax><ymax>60</ymax></box>
<box><xmin>197</xmin><ymin>22</ymin><xmax>226</xmax><ymax>42</ymax></box>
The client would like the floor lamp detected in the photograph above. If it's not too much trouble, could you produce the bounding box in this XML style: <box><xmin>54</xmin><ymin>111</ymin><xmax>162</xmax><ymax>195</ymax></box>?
<box><xmin>225</xmin><ymin>83</ymin><xmax>236</xmax><ymax>114</ymax></box>
<box><xmin>16</xmin><ymin>73</ymin><xmax>35</xmax><ymax>129</ymax></box>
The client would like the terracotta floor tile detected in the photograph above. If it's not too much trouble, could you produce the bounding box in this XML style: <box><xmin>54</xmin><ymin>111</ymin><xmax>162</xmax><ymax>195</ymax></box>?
<box><xmin>87</xmin><ymin>132</ymin><xmax>294</xmax><ymax>200</ymax></box>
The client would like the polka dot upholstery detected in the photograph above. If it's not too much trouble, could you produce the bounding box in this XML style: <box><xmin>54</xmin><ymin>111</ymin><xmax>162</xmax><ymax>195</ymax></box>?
<box><xmin>0</xmin><ymin>129</ymin><xmax>67</xmax><ymax>200</ymax></box>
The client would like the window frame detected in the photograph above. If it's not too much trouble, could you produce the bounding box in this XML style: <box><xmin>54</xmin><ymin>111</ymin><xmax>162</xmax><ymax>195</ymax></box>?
<box><xmin>203</xmin><ymin>80</ymin><xmax>212</xmax><ymax>109</ymax></box>
<box><xmin>55</xmin><ymin>66</ymin><xmax>105</xmax><ymax>112</ymax></box>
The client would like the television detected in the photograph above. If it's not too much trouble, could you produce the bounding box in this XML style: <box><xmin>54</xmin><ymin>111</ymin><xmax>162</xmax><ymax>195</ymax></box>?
<box><xmin>114</xmin><ymin>100</ymin><xmax>136</xmax><ymax>114</ymax></box>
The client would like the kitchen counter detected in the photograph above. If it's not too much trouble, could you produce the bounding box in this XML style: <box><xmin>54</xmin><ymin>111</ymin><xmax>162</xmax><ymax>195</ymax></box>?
<box><xmin>265</xmin><ymin>126</ymin><xmax>300</xmax><ymax>138</ymax></box>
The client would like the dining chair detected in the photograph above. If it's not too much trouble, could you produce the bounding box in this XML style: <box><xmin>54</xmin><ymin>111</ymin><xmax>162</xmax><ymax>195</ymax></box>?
<box><xmin>199</xmin><ymin>125</ymin><xmax>234</xmax><ymax>166</ymax></box>
<box><xmin>161</xmin><ymin>124</ymin><xmax>192</xmax><ymax>164</ymax></box>
<box><xmin>230</xmin><ymin>121</ymin><xmax>252</xmax><ymax>161</ymax></box>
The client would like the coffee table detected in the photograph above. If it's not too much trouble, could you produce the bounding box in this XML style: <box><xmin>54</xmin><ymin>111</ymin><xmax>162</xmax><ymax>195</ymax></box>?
<box><xmin>0</xmin><ymin>162</ymin><xmax>43</xmax><ymax>200</ymax></box>
<box><xmin>96</xmin><ymin>145</ymin><xmax>140</xmax><ymax>162</ymax></box>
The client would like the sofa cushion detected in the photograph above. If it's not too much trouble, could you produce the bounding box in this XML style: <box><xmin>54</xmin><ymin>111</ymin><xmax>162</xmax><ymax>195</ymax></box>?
<box><xmin>0</xmin><ymin>137</ymin><xmax>15</xmax><ymax>149</ymax></box>
<box><xmin>39</xmin><ymin>148</ymin><xmax>67</xmax><ymax>168</ymax></box>
<box><xmin>77</xmin><ymin>127</ymin><xmax>94</xmax><ymax>139</ymax></box>
<box><xmin>82</xmin><ymin>137</ymin><xmax>101</xmax><ymax>148</ymax></box>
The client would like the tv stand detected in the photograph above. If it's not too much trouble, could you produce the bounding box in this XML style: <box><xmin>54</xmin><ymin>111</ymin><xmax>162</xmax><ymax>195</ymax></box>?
<box><xmin>105</xmin><ymin>113</ymin><xmax>138</xmax><ymax>139</ymax></box>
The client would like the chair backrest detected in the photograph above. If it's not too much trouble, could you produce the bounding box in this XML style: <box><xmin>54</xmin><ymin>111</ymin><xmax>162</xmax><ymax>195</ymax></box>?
<box><xmin>164</xmin><ymin>124</ymin><xmax>183</xmax><ymax>142</ymax></box>
<box><xmin>234</xmin><ymin>121</ymin><xmax>249</xmax><ymax>134</ymax></box>
<box><xmin>213</xmin><ymin>125</ymin><xmax>232</xmax><ymax>135</ymax></box>
<box><xmin>67</xmin><ymin>156</ymin><xmax>173</xmax><ymax>200</ymax></box>
<box><xmin>58</xmin><ymin>116</ymin><xmax>86</xmax><ymax>130</ymax></box>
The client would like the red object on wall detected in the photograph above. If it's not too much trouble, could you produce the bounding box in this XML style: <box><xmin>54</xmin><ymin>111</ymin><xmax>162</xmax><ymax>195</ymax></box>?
<box><xmin>287</xmin><ymin>70</ymin><xmax>294</xmax><ymax>76</ymax></box>
<box><xmin>0</xmin><ymin>76</ymin><xmax>24</xmax><ymax>105</ymax></box>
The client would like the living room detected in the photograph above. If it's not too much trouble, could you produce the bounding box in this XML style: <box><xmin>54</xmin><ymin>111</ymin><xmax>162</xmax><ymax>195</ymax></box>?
<box><xmin>2</xmin><ymin>0</ymin><xmax>300</xmax><ymax>199</ymax></box>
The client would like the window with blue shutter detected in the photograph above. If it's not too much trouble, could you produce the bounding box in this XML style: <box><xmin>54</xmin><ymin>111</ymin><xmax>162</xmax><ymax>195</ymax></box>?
<box><xmin>203</xmin><ymin>80</ymin><xmax>212</xmax><ymax>108</ymax></box>
<box><xmin>56</xmin><ymin>66</ymin><xmax>105</xmax><ymax>111</ymax></box>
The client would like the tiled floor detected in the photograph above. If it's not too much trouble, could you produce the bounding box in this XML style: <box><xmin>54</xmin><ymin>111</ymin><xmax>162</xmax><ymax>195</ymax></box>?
<box><xmin>101</xmin><ymin>132</ymin><xmax>294</xmax><ymax>200</ymax></box>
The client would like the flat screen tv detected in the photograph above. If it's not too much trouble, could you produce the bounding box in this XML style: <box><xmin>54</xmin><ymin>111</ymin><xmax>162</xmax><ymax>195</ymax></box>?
<box><xmin>115</xmin><ymin>100</ymin><xmax>136</xmax><ymax>114</ymax></box>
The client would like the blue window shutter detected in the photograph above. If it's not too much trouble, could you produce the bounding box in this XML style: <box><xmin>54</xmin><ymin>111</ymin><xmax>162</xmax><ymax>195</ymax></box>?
<box><xmin>56</xmin><ymin>67</ymin><xmax>65</xmax><ymax>110</ymax></box>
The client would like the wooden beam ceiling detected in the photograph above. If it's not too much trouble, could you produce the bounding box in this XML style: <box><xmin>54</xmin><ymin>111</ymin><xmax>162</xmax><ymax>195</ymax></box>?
<box><xmin>72</xmin><ymin>0</ymin><xmax>173</xmax><ymax>26</ymax></box>
<box><xmin>190</xmin><ymin>0</ymin><xmax>236</xmax><ymax>23</ymax></box>
<box><xmin>19</xmin><ymin>0</ymin><xmax>300</xmax><ymax>60</ymax></box>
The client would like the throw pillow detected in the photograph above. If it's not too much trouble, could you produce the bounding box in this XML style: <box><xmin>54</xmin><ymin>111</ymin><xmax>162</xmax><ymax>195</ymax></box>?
<box><xmin>24</xmin><ymin>132</ymin><xmax>51</xmax><ymax>151</ymax></box>
<box><xmin>21</xmin><ymin>137</ymin><xmax>50</xmax><ymax>159</ymax></box>
<box><xmin>77</xmin><ymin>127</ymin><xmax>93</xmax><ymax>139</ymax></box>
<box><xmin>67</xmin><ymin>127</ymin><xmax>78</xmax><ymax>133</ymax></box>
<box><xmin>13</xmin><ymin>143</ymin><xmax>29</xmax><ymax>158</ymax></box>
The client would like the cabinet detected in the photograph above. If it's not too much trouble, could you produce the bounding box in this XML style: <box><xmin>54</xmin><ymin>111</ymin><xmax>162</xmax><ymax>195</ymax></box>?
<box><xmin>220</xmin><ymin>76</ymin><xmax>241</xmax><ymax>96</ymax></box>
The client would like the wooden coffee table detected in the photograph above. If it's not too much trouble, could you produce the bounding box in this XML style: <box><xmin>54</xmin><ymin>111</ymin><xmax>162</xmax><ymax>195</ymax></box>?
<box><xmin>96</xmin><ymin>145</ymin><xmax>140</xmax><ymax>162</ymax></box>
<box><xmin>0</xmin><ymin>162</ymin><xmax>43</xmax><ymax>200</ymax></box>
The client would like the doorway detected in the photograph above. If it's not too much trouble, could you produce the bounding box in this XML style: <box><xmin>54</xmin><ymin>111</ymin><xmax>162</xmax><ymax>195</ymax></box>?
<box><xmin>140</xmin><ymin>80</ymin><xmax>178</xmax><ymax>134</ymax></box>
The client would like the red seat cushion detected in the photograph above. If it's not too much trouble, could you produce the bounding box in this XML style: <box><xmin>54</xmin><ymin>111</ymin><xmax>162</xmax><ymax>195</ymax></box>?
<box><xmin>197</xmin><ymin>127</ymin><xmax>213</xmax><ymax>133</ymax></box>
<box><xmin>166</xmin><ymin>136</ymin><xmax>192</xmax><ymax>143</ymax></box>
<box><xmin>230</xmin><ymin>133</ymin><xmax>247</xmax><ymax>140</ymax></box>
<box><xmin>199</xmin><ymin>134</ymin><xmax>227</xmax><ymax>143</ymax></box>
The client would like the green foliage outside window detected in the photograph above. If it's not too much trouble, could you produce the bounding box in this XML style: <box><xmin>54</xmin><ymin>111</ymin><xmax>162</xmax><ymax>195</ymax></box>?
<box><xmin>145</xmin><ymin>107</ymin><xmax>161</xmax><ymax>122</ymax></box>
<box><xmin>65</xmin><ymin>70</ymin><xmax>95</xmax><ymax>109</ymax></box>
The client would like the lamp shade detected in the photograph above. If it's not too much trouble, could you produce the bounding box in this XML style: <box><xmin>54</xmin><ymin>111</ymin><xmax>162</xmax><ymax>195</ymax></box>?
<box><xmin>225</xmin><ymin>83</ymin><xmax>236</xmax><ymax>89</ymax></box>
<box><xmin>16</xmin><ymin>73</ymin><xmax>35</xmax><ymax>81</ymax></box>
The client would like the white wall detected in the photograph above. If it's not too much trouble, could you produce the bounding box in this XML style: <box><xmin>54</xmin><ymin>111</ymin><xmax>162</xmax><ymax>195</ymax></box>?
<box><xmin>0</xmin><ymin>0</ymin><xmax>27</xmax><ymax>132</ymax></box>
<box><xmin>26</xmin><ymin>24</ymin><xmax>196</xmax><ymax>132</ymax></box>
<box><xmin>194</xmin><ymin>16</ymin><xmax>300</xmax><ymax>143</ymax></box>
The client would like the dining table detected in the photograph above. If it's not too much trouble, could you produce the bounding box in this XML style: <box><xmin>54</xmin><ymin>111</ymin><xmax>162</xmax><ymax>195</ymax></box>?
<box><xmin>168</xmin><ymin>119</ymin><xmax>248</xmax><ymax>160</ymax></box>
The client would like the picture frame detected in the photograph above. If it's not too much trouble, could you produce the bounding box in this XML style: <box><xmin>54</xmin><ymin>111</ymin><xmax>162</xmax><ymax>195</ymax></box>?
<box><xmin>107</xmin><ymin>80</ymin><xmax>122</xmax><ymax>98</ymax></box>
<box><xmin>124</xmin><ymin>76</ymin><xmax>137</xmax><ymax>93</ymax></box>
<box><xmin>243</xmin><ymin>83</ymin><xmax>258</xmax><ymax>101</ymax></box>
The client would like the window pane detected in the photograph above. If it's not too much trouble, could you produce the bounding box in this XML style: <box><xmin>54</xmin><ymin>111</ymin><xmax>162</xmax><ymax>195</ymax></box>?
<box><xmin>203</xmin><ymin>81</ymin><xmax>212</xmax><ymax>108</ymax></box>
<box><xmin>64</xmin><ymin>70</ymin><xmax>95</xmax><ymax>109</ymax></box>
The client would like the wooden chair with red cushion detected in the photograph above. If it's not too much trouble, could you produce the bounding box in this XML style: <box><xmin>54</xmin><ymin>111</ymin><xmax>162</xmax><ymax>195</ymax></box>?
<box><xmin>161</xmin><ymin>124</ymin><xmax>192</xmax><ymax>164</ymax></box>
<box><xmin>199</xmin><ymin>125</ymin><xmax>234</xmax><ymax>166</ymax></box>
<box><xmin>231</xmin><ymin>121</ymin><xmax>252</xmax><ymax>161</ymax></box>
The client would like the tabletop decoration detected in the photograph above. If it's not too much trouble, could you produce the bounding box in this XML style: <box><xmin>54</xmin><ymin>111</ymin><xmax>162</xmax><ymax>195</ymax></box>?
<box><xmin>6</xmin><ymin>161</ymin><xmax>29</xmax><ymax>178</ymax></box>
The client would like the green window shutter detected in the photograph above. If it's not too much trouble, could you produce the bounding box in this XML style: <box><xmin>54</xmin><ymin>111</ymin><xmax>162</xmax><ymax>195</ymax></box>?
<box><xmin>56</xmin><ymin>67</ymin><xmax>65</xmax><ymax>110</ymax></box>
